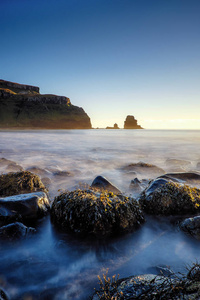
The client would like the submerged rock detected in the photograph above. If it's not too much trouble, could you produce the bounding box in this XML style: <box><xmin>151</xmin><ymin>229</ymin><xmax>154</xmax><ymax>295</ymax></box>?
<box><xmin>159</xmin><ymin>172</ymin><xmax>200</xmax><ymax>184</ymax></box>
<box><xmin>139</xmin><ymin>179</ymin><xmax>200</xmax><ymax>215</ymax></box>
<box><xmin>121</xmin><ymin>161</ymin><xmax>165</xmax><ymax>177</ymax></box>
<box><xmin>91</xmin><ymin>176</ymin><xmax>121</xmax><ymax>194</ymax></box>
<box><xmin>0</xmin><ymin>222</ymin><xmax>36</xmax><ymax>240</ymax></box>
<box><xmin>0</xmin><ymin>192</ymin><xmax>50</xmax><ymax>225</ymax></box>
<box><xmin>180</xmin><ymin>216</ymin><xmax>200</xmax><ymax>240</ymax></box>
<box><xmin>0</xmin><ymin>171</ymin><xmax>47</xmax><ymax>197</ymax></box>
<box><xmin>166</xmin><ymin>158</ymin><xmax>192</xmax><ymax>168</ymax></box>
<box><xmin>51</xmin><ymin>189</ymin><xmax>144</xmax><ymax>238</ymax></box>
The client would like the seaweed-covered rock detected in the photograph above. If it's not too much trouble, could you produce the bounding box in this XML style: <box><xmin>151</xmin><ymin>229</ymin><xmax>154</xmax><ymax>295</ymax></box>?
<box><xmin>92</xmin><ymin>271</ymin><xmax>200</xmax><ymax>300</ymax></box>
<box><xmin>91</xmin><ymin>176</ymin><xmax>121</xmax><ymax>194</ymax></box>
<box><xmin>0</xmin><ymin>222</ymin><xmax>36</xmax><ymax>240</ymax></box>
<box><xmin>0</xmin><ymin>171</ymin><xmax>47</xmax><ymax>197</ymax></box>
<box><xmin>180</xmin><ymin>216</ymin><xmax>200</xmax><ymax>240</ymax></box>
<box><xmin>51</xmin><ymin>189</ymin><xmax>144</xmax><ymax>238</ymax></box>
<box><xmin>139</xmin><ymin>179</ymin><xmax>200</xmax><ymax>215</ymax></box>
<box><xmin>0</xmin><ymin>192</ymin><xmax>50</xmax><ymax>225</ymax></box>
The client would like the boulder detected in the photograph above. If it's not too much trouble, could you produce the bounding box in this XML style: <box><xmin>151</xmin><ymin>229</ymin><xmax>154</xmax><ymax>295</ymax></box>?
<box><xmin>0</xmin><ymin>222</ymin><xmax>36</xmax><ymax>240</ymax></box>
<box><xmin>51</xmin><ymin>189</ymin><xmax>145</xmax><ymax>238</ymax></box>
<box><xmin>0</xmin><ymin>171</ymin><xmax>47</xmax><ymax>197</ymax></box>
<box><xmin>92</xmin><ymin>270</ymin><xmax>200</xmax><ymax>300</ymax></box>
<box><xmin>0</xmin><ymin>192</ymin><xmax>50</xmax><ymax>225</ymax></box>
<box><xmin>139</xmin><ymin>179</ymin><xmax>200</xmax><ymax>215</ymax></box>
<box><xmin>91</xmin><ymin>176</ymin><xmax>121</xmax><ymax>194</ymax></box>
<box><xmin>180</xmin><ymin>216</ymin><xmax>200</xmax><ymax>240</ymax></box>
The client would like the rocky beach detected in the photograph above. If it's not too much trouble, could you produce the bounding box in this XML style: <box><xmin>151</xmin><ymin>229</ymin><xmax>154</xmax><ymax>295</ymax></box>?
<box><xmin>1</xmin><ymin>129</ymin><xmax>200</xmax><ymax>299</ymax></box>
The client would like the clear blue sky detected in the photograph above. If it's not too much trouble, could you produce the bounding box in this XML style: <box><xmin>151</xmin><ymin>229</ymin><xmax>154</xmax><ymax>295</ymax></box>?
<box><xmin>1</xmin><ymin>0</ymin><xmax>200</xmax><ymax>128</ymax></box>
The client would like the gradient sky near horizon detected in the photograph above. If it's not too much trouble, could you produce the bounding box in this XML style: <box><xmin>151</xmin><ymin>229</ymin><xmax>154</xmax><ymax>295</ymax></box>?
<box><xmin>1</xmin><ymin>0</ymin><xmax>200</xmax><ymax>129</ymax></box>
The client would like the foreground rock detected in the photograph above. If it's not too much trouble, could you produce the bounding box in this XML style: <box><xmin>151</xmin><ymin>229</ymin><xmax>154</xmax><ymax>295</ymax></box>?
<box><xmin>0</xmin><ymin>171</ymin><xmax>47</xmax><ymax>197</ymax></box>
<box><xmin>180</xmin><ymin>216</ymin><xmax>200</xmax><ymax>240</ymax></box>
<box><xmin>0</xmin><ymin>222</ymin><xmax>36</xmax><ymax>241</ymax></box>
<box><xmin>91</xmin><ymin>176</ymin><xmax>121</xmax><ymax>194</ymax></box>
<box><xmin>0</xmin><ymin>79</ymin><xmax>92</xmax><ymax>129</ymax></box>
<box><xmin>0</xmin><ymin>192</ymin><xmax>50</xmax><ymax>225</ymax></box>
<box><xmin>51</xmin><ymin>189</ymin><xmax>144</xmax><ymax>238</ymax></box>
<box><xmin>92</xmin><ymin>265</ymin><xmax>200</xmax><ymax>300</ymax></box>
<box><xmin>139</xmin><ymin>178</ymin><xmax>200</xmax><ymax>215</ymax></box>
<box><xmin>158</xmin><ymin>172</ymin><xmax>200</xmax><ymax>184</ymax></box>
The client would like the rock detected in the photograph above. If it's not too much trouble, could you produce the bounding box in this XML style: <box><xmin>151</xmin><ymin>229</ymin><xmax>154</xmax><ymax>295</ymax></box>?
<box><xmin>0</xmin><ymin>222</ymin><xmax>36</xmax><ymax>240</ymax></box>
<box><xmin>139</xmin><ymin>179</ymin><xmax>200</xmax><ymax>215</ymax></box>
<box><xmin>158</xmin><ymin>172</ymin><xmax>200</xmax><ymax>184</ymax></box>
<box><xmin>0</xmin><ymin>288</ymin><xmax>9</xmax><ymax>300</ymax></box>
<box><xmin>5</xmin><ymin>163</ymin><xmax>23</xmax><ymax>173</ymax></box>
<box><xmin>129</xmin><ymin>178</ymin><xmax>149</xmax><ymax>197</ymax></box>
<box><xmin>106</xmin><ymin>123</ymin><xmax>119</xmax><ymax>129</ymax></box>
<box><xmin>92</xmin><ymin>271</ymin><xmax>200</xmax><ymax>300</ymax></box>
<box><xmin>91</xmin><ymin>176</ymin><xmax>121</xmax><ymax>194</ymax></box>
<box><xmin>53</xmin><ymin>170</ymin><xmax>73</xmax><ymax>177</ymax></box>
<box><xmin>166</xmin><ymin>159</ymin><xmax>191</xmax><ymax>168</ymax></box>
<box><xmin>0</xmin><ymin>171</ymin><xmax>48</xmax><ymax>197</ymax></box>
<box><xmin>124</xmin><ymin>115</ymin><xmax>143</xmax><ymax>129</ymax></box>
<box><xmin>26</xmin><ymin>166</ymin><xmax>51</xmax><ymax>177</ymax></box>
<box><xmin>0</xmin><ymin>192</ymin><xmax>50</xmax><ymax>225</ymax></box>
<box><xmin>196</xmin><ymin>162</ymin><xmax>200</xmax><ymax>170</ymax></box>
<box><xmin>180</xmin><ymin>216</ymin><xmax>200</xmax><ymax>240</ymax></box>
<box><xmin>0</xmin><ymin>79</ymin><xmax>92</xmax><ymax>129</ymax></box>
<box><xmin>0</xmin><ymin>158</ymin><xmax>14</xmax><ymax>167</ymax></box>
<box><xmin>121</xmin><ymin>162</ymin><xmax>165</xmax><ymax>177</ymax></box>
<box><xmin>51</xmin><ymin>189</ymin><xmax>145</xmax><ymax>238</ymax></box>
<box><xmin>187</xmin><ymin>263</ymin><xmax>200</xmax><ymax>281</ymax></box>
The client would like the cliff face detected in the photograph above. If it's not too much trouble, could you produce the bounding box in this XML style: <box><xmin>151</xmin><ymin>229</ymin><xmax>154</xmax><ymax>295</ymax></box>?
<box><xmin>0</xmin><ymin>80</ymin><xmax>92</xmax><ymax>129</ymax></box>
<box><xmin>124</xmin><ymin>115</ymin><xmax>143</xmax><ymax>129</ymax></box>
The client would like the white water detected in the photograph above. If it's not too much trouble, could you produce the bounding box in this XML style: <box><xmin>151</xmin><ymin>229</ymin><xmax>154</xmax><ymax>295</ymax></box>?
<box><xmin>0</xmin><ymin>129</ymin><xmax>200</xmax><ymax>299</ymax></box>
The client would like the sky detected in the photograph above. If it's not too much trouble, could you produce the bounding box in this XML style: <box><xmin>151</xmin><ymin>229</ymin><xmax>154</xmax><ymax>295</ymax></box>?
<box><xmin>1</xmin><ymin>0</ymin><xmax>200</xmax><ymax>129</ymax></box>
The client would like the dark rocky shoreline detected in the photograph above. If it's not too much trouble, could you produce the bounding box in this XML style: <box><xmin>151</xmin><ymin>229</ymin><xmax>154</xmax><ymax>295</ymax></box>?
<box><xmin>1</xmin><ymin>154</ymin><xmax>200</xmax><ymax>298</ymax></box>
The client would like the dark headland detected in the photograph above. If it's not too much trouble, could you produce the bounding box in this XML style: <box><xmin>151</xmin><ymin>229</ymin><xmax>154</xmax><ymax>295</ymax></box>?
<box><xmin>0</xmin><ymin>80</ymin><xmax>92</xmax><ymax>129</ymax></box>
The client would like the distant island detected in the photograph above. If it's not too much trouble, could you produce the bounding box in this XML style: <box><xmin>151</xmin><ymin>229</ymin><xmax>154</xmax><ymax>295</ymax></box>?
<box><xmin>105</xmin><ymin>116</ymin><xmax>143</xmax><ymax>129</ymax></box>
<box><xmin>124</xmin><ymin>115</ymin><xmax>143</xmax><ymax>129</ymax></box>
<box><xmin>106</xmin><ymin>123</ymin><xmax>119</xmax><ymax>129</ymax></box>
<box><xmin>0</xmin><ymin>80</ymin><xmax>92</xmax><ymax>129</ymax></box>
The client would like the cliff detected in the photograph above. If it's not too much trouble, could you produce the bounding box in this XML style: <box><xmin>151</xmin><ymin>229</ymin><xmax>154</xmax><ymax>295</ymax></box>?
<box><xmin>0</xmin><ymin>80</ymin><xmax>92</xmax><ymax>129</ymax></box>
<box><xmin>124</xmin><ymin>115</ymin><xmax>143</xmax><ymax>129</ymax></box>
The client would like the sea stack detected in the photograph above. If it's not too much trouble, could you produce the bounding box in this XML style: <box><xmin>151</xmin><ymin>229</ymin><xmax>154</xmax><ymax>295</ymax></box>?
<box><xmin>124</xmin><ymin>115</ymin><xmax>143</xmax><ymax>129</ymax></box>
<box><xmin>0</xmin><ymin>79</ymin><xmax>92</xmax><ymax>129</ymax></box>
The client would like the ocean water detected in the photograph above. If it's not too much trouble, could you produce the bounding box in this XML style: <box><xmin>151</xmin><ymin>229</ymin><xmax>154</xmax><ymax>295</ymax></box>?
<box><xmin>0</xmin><ymin>129</ymin><xmax>200</xmax><ymax>299</ymax></box>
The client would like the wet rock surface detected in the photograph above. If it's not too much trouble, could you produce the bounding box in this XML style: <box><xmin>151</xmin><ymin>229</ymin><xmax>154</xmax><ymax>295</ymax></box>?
<box><xmin>0</xmin><ymin>288</ymin><xmax>9</xmax><ymax>300</ymax></box>
<box><xmin>0</xmin><ymin>192</ymin><xmax>50</xmax><ymax>225</ymax></box>
<box><xmin>51</xmin><ymin>189</ymin><xmax>145</xmax><ymax>238</ymax></box>
<box><xmin>139</xmin><ymin>179</ymin><xmax>200</xmax><ymax>215</ymax></box>
<box><xmin>92</xmin><ymin>270</ymin><xmax>200</xmax><ymax>300</ymax></box>
<box><xmin>91</xmin><ymin>175</ymin><xmax>121</xmax><ymax>194</ymax></box>
<box><xmin>159</xmin><ymin>172</ymin><xmax>200</xmax><ymax>184</ymax></box>
<box><xmin>0</xmin><ymin>171</ymin><xmax>48</xmax><ymax>197</ymax></box>
<box><xmin>180</xmin><ymin>216</ymin><xmax>200</xmax><ymax>240</ymax></box>
<box><xmin>0</xmin><ymin>222</ymin><xmax>36</xmax><ymax>241</ymax></box>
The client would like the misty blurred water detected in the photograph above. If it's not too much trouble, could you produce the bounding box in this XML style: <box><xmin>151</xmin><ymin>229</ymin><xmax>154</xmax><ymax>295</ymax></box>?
<box><xmin>0</xmin><ymin>129</ymin><xmax>200</xmax><ymax>299</ymax></box>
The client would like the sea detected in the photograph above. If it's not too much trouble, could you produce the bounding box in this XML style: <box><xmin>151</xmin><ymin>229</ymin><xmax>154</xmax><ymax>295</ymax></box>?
<box><xmin>0</xmin><ymin>129</ymin><xmax>200</xmax><ymax>299</ymax></box>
